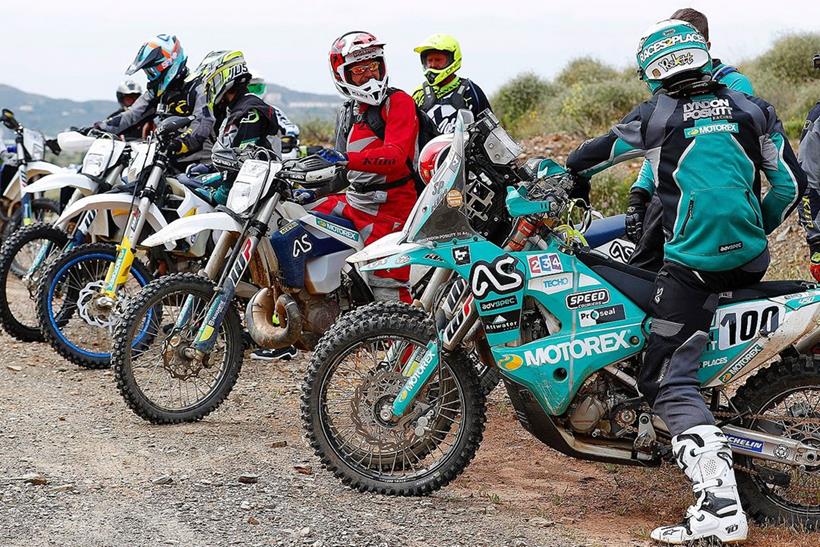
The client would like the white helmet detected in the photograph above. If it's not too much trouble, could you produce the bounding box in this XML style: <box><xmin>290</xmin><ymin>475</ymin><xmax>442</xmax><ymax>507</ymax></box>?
<box><xmin>328</xmin><ymin>31</ymin><xmax>388</xmax><ymax>106</ymax></box>
<box><xmin>116</xmin><ymin>79</ymin><xmax>143</xmax><ymax>107</ymax></box>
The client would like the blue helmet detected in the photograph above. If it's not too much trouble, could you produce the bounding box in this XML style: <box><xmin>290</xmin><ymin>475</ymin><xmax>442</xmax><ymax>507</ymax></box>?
<box><xmin>126</xmin><ymin>34</ymin><xmax>187</xmax><ymax>97</ymax></box>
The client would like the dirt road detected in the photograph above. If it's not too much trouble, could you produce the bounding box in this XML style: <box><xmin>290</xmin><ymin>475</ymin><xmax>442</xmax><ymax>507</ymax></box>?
<box><xmin>1</xmin><ymin>333</ymin><xmax>817</xmax><ymax>546</ymax></box>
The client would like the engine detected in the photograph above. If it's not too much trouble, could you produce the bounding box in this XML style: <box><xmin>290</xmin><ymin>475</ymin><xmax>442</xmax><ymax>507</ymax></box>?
<box><xmin>564</xmin><ymin>367</ymin><xmax>646</xmax><ymax>439</ymax></box>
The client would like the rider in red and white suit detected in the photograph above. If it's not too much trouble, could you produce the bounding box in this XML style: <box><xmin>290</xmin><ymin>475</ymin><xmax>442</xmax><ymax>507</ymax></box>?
<box><xmin>308</xmin><ymin>31</ymin><xmax>419</xmax><ymax>302</ymax></box>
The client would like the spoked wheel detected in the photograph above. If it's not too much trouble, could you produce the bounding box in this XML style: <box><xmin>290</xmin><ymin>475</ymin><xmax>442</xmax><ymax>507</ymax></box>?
<box><xmin>36</xmin><ymin>242</ymin><xmax>152</xmax><ymax>369</ymax></box>
<box><xmin>0</xmin><ymin>222</ymin><xmax>68</xmax><ymax>341</ymax></box>
<box><xmin>1</xmin><ymin>198</ymin><xmax>61</xmax><ymax>248</ymax></box>
<box><xmin>112</xmin><ymin>273</ymin><xmax>243</xmax><ymax>424</ymax></box>
<box><xmin>731</xmin><ymin>356</ymin><xmax>820</xmax><ymax>529</ymax></box>
<box><xmin>302</xmin><ymin>302</ymin><xmax>486</xmax><ymax>495</ymax></box>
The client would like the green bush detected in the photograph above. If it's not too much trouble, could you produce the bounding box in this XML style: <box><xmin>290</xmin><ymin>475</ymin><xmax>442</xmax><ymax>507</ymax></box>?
<box><xmin>589</xmin><ymin>165</ymin><xmax>636</xmax><ymax>216</ymax></box>
<box><xmin>556</xmin><ymin>80</ymin><xmax>648</xmax><ymax>135</ymax></box>
<box><xmin>297</xmin><ymin>117</ymin><xmax>336</xmax><ymax>146</ymax></box>
<box><xmin>491</xmin><ymin>72</ymin><xmax>555</xmax><ymax>130</ymax></box>
<box><xmin>555</xmin><ymin>58</ymin><xmax>620</xmax><ymax>88</ymax></box>
<box><xmin>744</xmin><ymin>33</ymin><xmax>820</xmax><ymax>84</ymax></box>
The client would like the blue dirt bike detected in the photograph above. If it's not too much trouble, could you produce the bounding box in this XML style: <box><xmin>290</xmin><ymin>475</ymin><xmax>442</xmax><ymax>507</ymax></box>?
<box><xmin>302</xmin><ymin>111</ymin><xmax>820</xmax><ymax>530</ymax></box>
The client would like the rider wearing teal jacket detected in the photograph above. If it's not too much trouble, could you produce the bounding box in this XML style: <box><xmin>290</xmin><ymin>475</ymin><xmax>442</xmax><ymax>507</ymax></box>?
<box><xmin>627</xmin><ymin>8</ymin><xmax>754</xmax><ymax>271</ymax></box>
<box><xmin>567</xmin><ymin>20</ymin><xmax>806</xmax><ymax>545</ymax></box>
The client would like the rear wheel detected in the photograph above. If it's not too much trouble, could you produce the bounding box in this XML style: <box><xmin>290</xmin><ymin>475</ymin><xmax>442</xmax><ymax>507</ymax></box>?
<box><xmin>0</xmin><ymin>222</ymin><xmax>68</xmax><ymax>341</ymax></box>
<box><xmin>302</xmin><ymin>301</ymin><xmax>486</xmax><ymax>495</ymax></box>
<box><xmin>731</xmin><ymin>356</ymin><xmax>820</xmax><ymax>529</ymax></box>
<box><xmin>36</xmin><ymin>242</ymin><xmax>152</xmax><ymax>369</ymax></box>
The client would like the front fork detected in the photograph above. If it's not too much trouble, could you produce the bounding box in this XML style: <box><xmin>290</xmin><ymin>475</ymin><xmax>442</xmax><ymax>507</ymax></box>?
<box><xmin>26</xmin><ymin>209</ymin><xmax>96</xmax><ymax>278</ymax></box>
<box><xmin>390</xmin><ymin>339</ymin><xmax>442</xmax><ymax>418</ymax></box>
<box><xmin>101</xmin><ymin>166</ymin><xmax>162</xmax><ymax>299</ymax></box>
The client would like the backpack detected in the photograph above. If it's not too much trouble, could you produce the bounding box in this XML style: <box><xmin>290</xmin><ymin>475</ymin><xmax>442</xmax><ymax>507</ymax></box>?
<box><xmin>712</xmin><ymin>64</ymin><xmax>739</xmax><ymax>82</ymax></box>
<box><xmin>417</xmin><ymin>78</ymin><xmax>471</xmax><ymax>112</ymax></box>
<box><xmin>340</xmin><ymin>88</ymin><xmax>440</xmax><ymax>195</ymax></box>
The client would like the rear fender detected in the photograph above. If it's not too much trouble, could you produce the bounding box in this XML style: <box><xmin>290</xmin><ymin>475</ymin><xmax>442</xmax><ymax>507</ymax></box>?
<box><xmin>3</xmin><ymin>161</ymin><xmax>70</xmax><ymax>200</ymax></box>
<box><xmin>141</xmin><ymin>212</ymin><xmax>242</xmax><ymax>248</ymax></box>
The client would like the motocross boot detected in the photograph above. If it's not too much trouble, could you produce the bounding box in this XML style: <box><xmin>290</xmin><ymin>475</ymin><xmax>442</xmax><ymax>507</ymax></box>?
<box><xmin>651</xmin><ymin>425</ymin><xmax>748</xmax><ymax>544</ymax></box>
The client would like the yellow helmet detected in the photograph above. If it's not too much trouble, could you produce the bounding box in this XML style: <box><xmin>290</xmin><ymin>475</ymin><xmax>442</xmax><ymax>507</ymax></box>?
<box><xmin>413</xmin><ymin>33</ymin><xmax>462</xmax><ymax>87</ymax></box>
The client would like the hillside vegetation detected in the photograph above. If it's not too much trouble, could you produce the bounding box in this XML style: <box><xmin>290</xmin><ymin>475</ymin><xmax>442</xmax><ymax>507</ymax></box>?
<box><xmin>493</xmin><ymin>33</ymin><xmax>820</xmax><ymax>140</ymax></box>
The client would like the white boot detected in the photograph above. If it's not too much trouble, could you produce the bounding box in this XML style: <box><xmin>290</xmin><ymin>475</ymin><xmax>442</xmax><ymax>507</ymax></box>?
<box><xmin>651</xmin><ymin>425</ymin><xmax>748</xmax><ymax>544</ymax></box>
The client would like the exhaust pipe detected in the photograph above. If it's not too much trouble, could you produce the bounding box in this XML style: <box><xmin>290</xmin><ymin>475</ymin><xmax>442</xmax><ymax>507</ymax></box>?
<box><xmin>245</xmin><ymin>289</ymin><xmax>303</xmax><ymax>349</ymax></box>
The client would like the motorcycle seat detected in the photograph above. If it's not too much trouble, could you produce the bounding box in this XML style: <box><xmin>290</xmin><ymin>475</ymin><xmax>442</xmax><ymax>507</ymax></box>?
<box><xmin>577</xmin><ymin>250</ymin><xmax>815</xmax><ymax>313</ymax></box>
<box><xmin>584</xmin><ymin>214</ymin><xmax>626</xmax><ymax>248</ymax></box>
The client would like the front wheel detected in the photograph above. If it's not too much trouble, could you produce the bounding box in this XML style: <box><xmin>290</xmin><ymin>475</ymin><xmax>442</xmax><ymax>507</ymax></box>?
<box><xmin>731</xmin><ymin>356</ymin><xmax>820</xmax><ymax>529</ymax></box>
<box><xmin>0</xmin><ymin>222</ymin><xmax>68</xmax><ymax>341</ymax></box>
<box><xmin>112</xmin><ymin>273</ymin><xmax>243</xmax><ymax>424</ymax></box>
<box><xmin>301</xmin><ymin>301</ymin><xmax>486</xmax><ymax>495</ymax></box>
<box><xmin>1</xmin><ymin>198</ymin><xmax>61</xmax><ymax>244</ymax></box>
<box><xmin>36</xmin><ymin>242</ymin><xmax>152</xmax><ymax>369</ymax></box>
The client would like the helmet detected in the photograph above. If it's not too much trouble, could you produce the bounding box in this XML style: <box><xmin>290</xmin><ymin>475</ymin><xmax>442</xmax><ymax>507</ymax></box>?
<box><xmin>116</xmin><ymin>80</ymin><xmax>143</xmax><ymax>106</ymax></box>
<box><xmin>329</xmin><ymin>31</ymin><xmax>388</xmax><ymax>105</ymax></box>
<box><xmin>126</xmin><ymin>34</ymin><xmax>187</xmax><ymax>97</ymax></box>
<box><xmin>247</xmin><ymin>68</ymin><xmax>267</xmax><ymax>97</ymax></box>
<box><xmin>204</xmin><ymin>50</ymin><xmax>251</xmax><ymax>107</ymax></box>
<box><xmin>636</xmin><ymin>20</ymin><xmax>711</xmax><ymax>92</ymax></box>
<box><xmin>414</xmin><ymin>33</ymin><xmax>462</xmax><ymax>87</ymax></box>
<box><xmin>418</xmin><ymin>134</ymin><xmax>453</xmax><ymax>184</ymax></box>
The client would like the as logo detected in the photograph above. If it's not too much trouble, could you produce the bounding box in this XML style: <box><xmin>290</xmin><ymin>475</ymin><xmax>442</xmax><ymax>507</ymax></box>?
<box><xmin>292</xmin><ymin>234</ymin><xmax>312</xmax><ymax>257</ymax></box>
<box><xmin>498</xmin><ymin>355</ymin><xmax>523</xmax><ymax>371</ymax></box>
<box><xmin>470</xmin><ymin>255</ymin><xmax>523</xmax><ymax>299</ymax></box>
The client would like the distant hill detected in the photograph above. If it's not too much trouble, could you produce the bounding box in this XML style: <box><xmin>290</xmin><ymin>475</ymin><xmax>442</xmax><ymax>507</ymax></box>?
<box><xmin>0</xmin><ymin>82</ymin><xmax>340</xmax><ymax>137</ymax></box>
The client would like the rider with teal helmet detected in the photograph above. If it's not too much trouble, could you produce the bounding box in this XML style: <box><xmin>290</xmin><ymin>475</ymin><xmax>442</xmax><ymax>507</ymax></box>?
<box><xmin>97</xmin><ymin>34</ymin><xmax>215</xmax><ymax>164</ymax></box>
<box><xmin>567</xmin><ymin>19</ymin><xmax>807</xmax><ymax>544</ymax></box>
<box><xmin>627</xmin><ymin>8</ymin><xmax>754</xmax><ymax>272</ymax></box>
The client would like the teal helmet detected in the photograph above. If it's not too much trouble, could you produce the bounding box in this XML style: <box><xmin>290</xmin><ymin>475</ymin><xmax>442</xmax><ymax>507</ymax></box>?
<box><xmin>636</xmin><ymin>19</ymin><xmax>711</xmax><ymax>93</ymax></box>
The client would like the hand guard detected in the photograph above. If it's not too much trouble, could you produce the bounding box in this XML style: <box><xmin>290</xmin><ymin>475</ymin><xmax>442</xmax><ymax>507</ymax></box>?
<box><xmin>316</xmin><ymin>148</ymin><xmax>347</xmax><ymax>164</ymax></box>
<box><xmin>811</xmin><ymin>250</ymin><xmax>820</xmax><ymax>282</ymax></box>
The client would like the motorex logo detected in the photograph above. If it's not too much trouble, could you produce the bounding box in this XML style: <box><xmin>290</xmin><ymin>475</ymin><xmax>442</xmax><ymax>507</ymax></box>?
<box><xmin>315</xmin><ymin>218</ymin><xmax>359</xmax><ymax>241</ymax></box>
<box><xmin>524</xmin><ymin>330</ymin><xmax>630</xmax><ymax>366</ymax></box>
<box><xmin>684</xmin><ymin>122</ymin><xmax>739</xmax><ymax>138</ymax></box>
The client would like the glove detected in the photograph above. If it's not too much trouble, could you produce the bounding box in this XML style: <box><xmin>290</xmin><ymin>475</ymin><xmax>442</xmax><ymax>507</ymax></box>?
<box><xmin>625</xmin><ymin>188</ymin><xmax>651</xmax><ymax>244</ymax></box>
<box><xmin>316</xmin><ymin>148</ymin><xmax>347</xmax><ymax>164</ymax></box>
<box><xmin>186</xmin><ymin>163</ymin><xmax>213</xmax><ymax>177</ymax></box>
<box><xmin>168</xmin><ymin>139</ymin><xmax>185</xmax><ymax>155</ymax></box>
<box><xmin>293</xmin><ymin>189</ymin><xmax>317</xmax><ymax>204</ymax></box>
<box><xmin>46</xmin><ymin>138</ymin><xmax>61</xmax><ymax>155</ymax></box>
<box><xmin>811</xmin><ymin>248</ymin><xmax>820</xmax><ymax>282</ymax></box>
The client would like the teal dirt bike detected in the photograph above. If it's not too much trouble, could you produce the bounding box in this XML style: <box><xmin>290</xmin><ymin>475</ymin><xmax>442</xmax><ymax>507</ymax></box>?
<box><xmin>302</xmin><ymin>111</ymin><xmax>820</xmax><ymax>529</ymax></box>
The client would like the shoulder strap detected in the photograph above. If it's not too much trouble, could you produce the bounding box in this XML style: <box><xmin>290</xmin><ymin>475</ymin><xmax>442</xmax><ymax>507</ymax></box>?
<box><xmin>420</xmin><ymin>82</ymin><xmax>437</xmax><ymax>111</ymax></box>
<box><xmin>449</xmin><ymin>78</ymin><xmax>470</xmax><ymax>110</ymax></box>
<box><xmin>360</xmin><ymin>88</ymin><xmax>400</xmax><ymax>142</ymax></box>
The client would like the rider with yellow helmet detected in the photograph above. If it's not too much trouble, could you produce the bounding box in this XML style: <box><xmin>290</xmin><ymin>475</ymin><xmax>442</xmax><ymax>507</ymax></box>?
<box><xmin>412</xmin><ymin>33</ymin><xmax>491</xmax><ymax>134</ymax></box>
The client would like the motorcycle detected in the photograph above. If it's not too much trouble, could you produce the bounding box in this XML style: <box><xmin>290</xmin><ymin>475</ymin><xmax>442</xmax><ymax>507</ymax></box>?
<box><xmin>302</xmin><ymin>111</ymin><xmax>820</xmax><ymax>530</ymax></box>
<box><xmin>110</xmin><ymin>148</ymin><xmax>374</xmax><ymax>424</ymax></box>
<box><xmin>0</xmin><ymin>130</ymin><xmax>130</xmax><ymax>341</ymax></box>
<box><xmin>0</xmin><ymin>108</ymin><xmax>67</xmax><ymax>240</ymax></box>
<box><xmin>35</xmin><ymin>116</ymin><xmax>216</xmax><ymax>368</ymax></box>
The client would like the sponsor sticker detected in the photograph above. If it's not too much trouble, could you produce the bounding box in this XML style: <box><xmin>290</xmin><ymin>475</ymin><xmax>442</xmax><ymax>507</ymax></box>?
<box><xmin>578</xmin><ymin>305</ymin><xmax>625</xmax><ymax>327</ymax></box>
<box><xmin>719</xmin><ymin>241</ymin><xmax>743</xmax><ymax>253</ymax></box>
<box><xmin>527</xmin><ymin>273</ymin><xmax>572</xmax><ymax>295</ymax></box>
<box><xmin>498</xmin><ymin>354</ymin><xmax>523</xmax><ymax>371</ymax></box>
<box><xmin>452</xmin><ymin>246</ymin><xmax>471</xmax><ymax>265</ymax></box>
<box><xmin>479</xmin><ymin>295</ymin><xmax>518</xmax><ymax>312</ymax></box>
<box><xmin>720</xmin><ymin>343</ymin><xmax>764</xmax><ymax>382</ymax></box>
<box><xmin>316</xmin><ymin>218</ymin><xmax>359</xmax><ymax>241</ymax></box>
<box><xmin>446</xmin><ymin>189</ymin><xmax>463</xmax><ymax>208</ymax></box>
<box><xmin>725</xmin><ymin>434</ymin><xmax>764</xmax><ymax>453</ymax></box>
<box><xmin>566</xmin><ymin>289</ymin><xmax>609</xmax><ymax>309</ymax></box>
<box><xmin>470</xmin><ymin>255</ymin><xmax>524</xmax><ymax>299</ymax></box>
<box><xmin>700</xmin><ymin>356</ymin><xmax>728</xmax><ymax>368</ymax></box>
<box><xmin>483</xmin><ymin>310</ymin><xmax>519</xmax><ymax>334</ymax></box>
<box><xmin>682</xmin><ymin>98</ymin><xmax>733</xmax><ymax>121</ymax></box>
<box><xmin>524</xmin><ymin>330</ymin><xmax>631</xmax><ymax>366</ymax></box>
<box><xmin>527</xmin><ymin>253</ymin><xmax>563</xmax><ymax>276</ymax></box>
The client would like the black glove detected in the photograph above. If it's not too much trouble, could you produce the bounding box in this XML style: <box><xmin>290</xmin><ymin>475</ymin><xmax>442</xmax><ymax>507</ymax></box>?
<box><xmin>566</xmin><ymin>173</ymin><xmax>591</xmax><ymax>203</ymax></box>
<box><xmin>167</xmin><ymin>139</ymin><xmax>184</xmax><ymax>155</ymax></box>
<box><xmin>625</xmin><ymin>188</ymin><xmax>651</xmax><ymax>244</ymax></box>
<box><xmin>45</xmin><ymin>138</ymin><xmax>61</xmax><ymax>155</ymax></box>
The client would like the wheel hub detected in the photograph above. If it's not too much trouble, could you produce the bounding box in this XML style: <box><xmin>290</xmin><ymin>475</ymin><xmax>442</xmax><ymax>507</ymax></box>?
<box><xmin>76</xmin><ymin>281</ymin><xmax>117</xmax><ymax>328</ymax></box>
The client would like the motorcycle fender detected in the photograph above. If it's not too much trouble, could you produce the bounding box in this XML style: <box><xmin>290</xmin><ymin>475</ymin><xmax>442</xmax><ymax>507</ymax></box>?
<box><xmin>357</xmin><ymin>243</ymin><xmax>444</xmax><ymax>272</ymax></box>
<box><xmin>141</xmin><ymin>212</ymin><xmax>242</xmax><ymax>248</ymax></box>
<box><xmin>4</xmin><ymin>162</ymin><xmax>71</xmax><ymax>200</ymax></box>
<box><xmin>23</xmin><ymin>172</ymin><xmax>97</xmax><ymax>195</ymax></box>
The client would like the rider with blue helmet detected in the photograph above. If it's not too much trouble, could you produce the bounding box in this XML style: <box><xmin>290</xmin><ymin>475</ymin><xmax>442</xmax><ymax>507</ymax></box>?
<box><xmin>98</xmin><ymin>34</ymin><xmax>215</xmax><ymax>163</ymax></box>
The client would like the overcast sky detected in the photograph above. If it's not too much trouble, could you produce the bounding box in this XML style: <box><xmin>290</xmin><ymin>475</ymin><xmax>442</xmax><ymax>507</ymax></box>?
<box><xmin>4</xmin><ymin>0</ymin><xmax>820</xmax><ymax>102</ymax></box>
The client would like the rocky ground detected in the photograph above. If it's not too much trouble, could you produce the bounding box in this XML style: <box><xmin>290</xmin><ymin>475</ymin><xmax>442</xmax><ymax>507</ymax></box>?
<box><xmin>1</xmin><ymin>337</ymin><xmax>818</xmax><ymax>547</ymax></box>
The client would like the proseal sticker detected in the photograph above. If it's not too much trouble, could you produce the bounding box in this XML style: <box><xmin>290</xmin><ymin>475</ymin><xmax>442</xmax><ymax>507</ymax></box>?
<box><xmin>527</xmin><ymin>253</ymin><xmax>563</xmax><ymax>276</ymax></box>
<box><xmin>566</xmin><ymin>289</ymin><xmax>609</xmax><ymax>309</ymax></box>
<box><xmin>578</xmin><ymin>305</ymin><xmax>625</xmax><ymax>327</ymax></box>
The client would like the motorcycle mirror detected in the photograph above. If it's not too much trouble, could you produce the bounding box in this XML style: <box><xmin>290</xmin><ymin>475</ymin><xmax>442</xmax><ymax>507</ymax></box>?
<box><xmin>1</xmin><ymin>108</ymin><xmax>18</xmax><ymax>130</ymax></box>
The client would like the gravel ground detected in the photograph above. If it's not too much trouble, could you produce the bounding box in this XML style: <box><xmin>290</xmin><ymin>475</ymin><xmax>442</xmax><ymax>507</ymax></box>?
<box><xmin>0</xmin><ymin>337</ymin><xmax>589</xmax><ymax>547</ymax></box>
